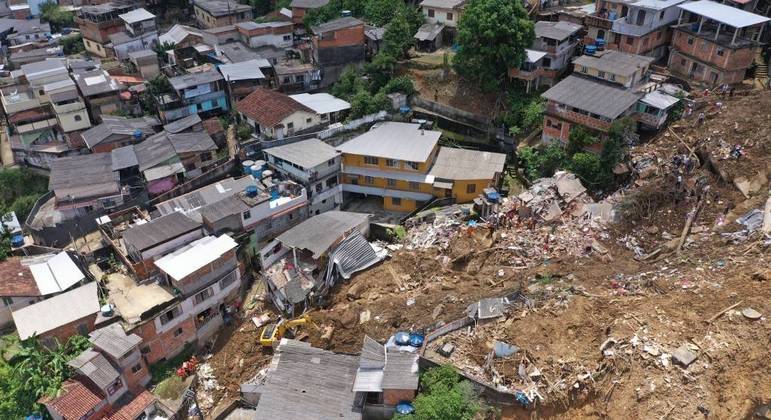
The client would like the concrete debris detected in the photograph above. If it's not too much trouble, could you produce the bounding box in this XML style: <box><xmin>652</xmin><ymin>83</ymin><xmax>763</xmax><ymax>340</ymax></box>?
<box><xmin>493</xmin><ymin>340</ymin><xmax>519</xmax><ymax>358</ymax></box>
<box><xmin>438</xmin><ymin>342</ymin><xmax>456</xmax><ymax>357</ymax></box>
<box><xmin>741</xmin><ymin>307</ymin><xmax>762</xmax><ymax>320</ymax></box>
<box><xmin>672</xmin><ymin>345</ymin><xmax>698</xmax><ymax>367</ymax></box>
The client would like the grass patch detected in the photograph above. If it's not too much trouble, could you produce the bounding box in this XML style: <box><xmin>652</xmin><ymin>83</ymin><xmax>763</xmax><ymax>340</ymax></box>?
<box><xmin>149</xmin><ymin>343</ymin><xmax>195</xmax><ymax>384</ymax></box>
<box><xmin>388</xmin><ymin>226</ymin><xmax>407</xmax><ymax>242</ymax></box>
<box><xmin>154</xmin><ymin>375</ymin><xmax>187</xmax><ymax>400</ymax></box>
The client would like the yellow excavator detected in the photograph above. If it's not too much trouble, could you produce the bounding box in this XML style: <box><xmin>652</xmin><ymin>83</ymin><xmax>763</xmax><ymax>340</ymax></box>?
<box><xmin>259</xmin><ymin>314</ymin><xmax>318</xmax><ymax>348</ymax></box>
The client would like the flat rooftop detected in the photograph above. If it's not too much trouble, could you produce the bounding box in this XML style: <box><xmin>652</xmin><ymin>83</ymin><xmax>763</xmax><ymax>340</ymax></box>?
<box><xmin>337</xmin><ymin>122</ymin><xmax>441</xmax><ymax>162</ymax></box>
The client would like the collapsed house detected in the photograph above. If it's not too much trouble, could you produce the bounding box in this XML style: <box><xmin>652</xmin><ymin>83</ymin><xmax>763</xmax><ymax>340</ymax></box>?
<box><xmin>258</xmin><ymin>211</ymin><xmax>384</xmax><ymax>315</ymax></box>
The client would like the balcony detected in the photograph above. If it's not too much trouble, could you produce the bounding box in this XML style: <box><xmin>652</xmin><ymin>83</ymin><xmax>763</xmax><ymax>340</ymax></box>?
<box><xmin>585</xmin><ymin>13</ymin><xmax>622</xmax><ymax>30</ymax></box>
<box><xmin>510</xmin><ymin>66</ymin><xmax>545</xmax><ymax>82</ymax></box>
<box><xmin>613</xmin><ymin>18</ymin><xmax>656</xmax><ymax>37</ymax></box>
<box><xmin>546</xmin><ymin>103</ymin><xmax>613</xmax><ymax>132</ymax></box>
<box><xmin>673</xmin><ymin>22</ymin><xmax>759</xmax><ymax>49</ymax></box>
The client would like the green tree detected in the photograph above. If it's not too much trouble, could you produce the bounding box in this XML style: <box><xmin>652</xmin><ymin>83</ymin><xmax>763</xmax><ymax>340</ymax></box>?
<box><xmin>453</xmin><ymin>0</ymin><xmax>534</xmax><ymax>91</ymax></box>
<box><xmin>365</xmin><ymin>52</ymin><xmax>396</xmax><ymax>92</ymax></box>
<box><xmin>364</xmin><ymin>0</ymin><xmax>404</xmax><ymax>26</ymax></box>
<box><xmin>39</xmin><ymin>0</ymin><xmax>74</xmax><ymax>32</ymax></box>
<box><xmin>569</xmin><ymin>152</ymin><xmax>605</xmax><ymax>186</ymax></box>
<box><xmin>152</xmin><ymin>41</ymin><xmax>176</xmax><ymax>62</ymax></box>
<box><xmin>382</xmin><ymin>76</ymin><xmax>416</xmax><ymax>96</ymax></box>
<box><xmin>566</xmin><ymin>126</ymin><xmax>598</xmax><ymax>155</ymax></box>
<box><xmin>396</xmin><ymin>365</ymin><xmax>481</xmax><ymax>420</ymax></box>
<box><xmin>147</xmin><ymin>75</ymin><xmax>173</xmax><ymax>96</ymax></box>
<box><xmin>381</xmin><ymin>10</ymin><xmax>414</xmax><ymax>59</ymax></box>
<box><xmin>59</xmin><ymin>34</ymin><xmax>85</xmax><ymax>55</ymax></box>
<box><xmin>330</xmin><ymin>65</ymin><xmax>369</xmax><ymax>100</ymax></box>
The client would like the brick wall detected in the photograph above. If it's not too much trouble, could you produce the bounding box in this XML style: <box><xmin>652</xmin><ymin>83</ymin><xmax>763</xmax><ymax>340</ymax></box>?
<box><xmin>543</xmin><ymin>114</ymin><xmax>571</xmax><ymax>142</ymax></box>
<box><xmin>316</xmin><ymin>25</ymin><xmax>365</xmax><ymax>49</ymax></box>
<box><xmin>672</xmin><ymin>29</ymin><xmax>756</xmax><ymax>70</ymax></box>
<box><xmin>383</xmin><ymin>389</ymin><xmax>416</xmax><ymax>406</ymax></box>
<box><xmin>669</xmin><ymin>51</ymin><xmax>747</xmax><ymax>84</ymax></box>
<box><xmin>77</xmin><ymin>20</ymin><xmax>124</xmax><ymax>43</ymax></box>
<box><xmin>40</xmin><ymin>313</ymin><xmax>97</xmax><ymax>346</ymax></box>
<box><xmin>123</xmin><ymin>355</ymin><xmax>151</xmax><ymax>392</ymax></box>
<box><xmin>131</xmin><ymin>316</ymin><xmax>196</xmax><ymax>364</ymax></box>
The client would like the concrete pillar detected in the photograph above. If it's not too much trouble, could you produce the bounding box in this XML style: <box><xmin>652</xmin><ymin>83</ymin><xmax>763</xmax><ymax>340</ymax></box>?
<box><xmin>731</xmin><ymin>27</ymin><xmax>739</xmax><ymax>45</ymax></box>
<box><xmin>697</xmin><ymin>16</ymin><xmax>705</xmax><ymax>33</ymax></box>
<box><xmin>677</xmin><ymin>9</ymin><xmax>684</xmax><ymax>25</ymax></box>
<box><xmin>714</xmin><ymin>24</ymin><xmax>721</xmax><ymax>41</ymax></box>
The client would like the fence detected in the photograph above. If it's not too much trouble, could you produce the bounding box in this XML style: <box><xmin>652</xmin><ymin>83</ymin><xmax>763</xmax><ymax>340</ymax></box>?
<box><xmin>411</xmin><ymin>97</ymin><xmax>492</xmax><ymax>129</ymax></box>
<box><xmin>317</xmin><ymin>110</ymin><xmax>388</xmax><ymax>139</ymax></box>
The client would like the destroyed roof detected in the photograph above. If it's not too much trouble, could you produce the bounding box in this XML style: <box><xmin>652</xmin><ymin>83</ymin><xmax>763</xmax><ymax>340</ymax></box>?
<box><xmin>169</xmin><ymin>70</ymin><xmax>223</xmax><ymax>90</ymax></box>
<box><xmin>237</xmin><ymin>88</ymin><xmax>315</xmax><ymax>128</ymax></box>
<box><xmin>68</xmin><ymin>349</ymin><xmax>120</xmax><ymax>390</ymax></box>
<box><xmin>119</xmin><ymin>7</ymin><xmax>154</xmax><ymax>23</ymax></box>
<box><xmin>326</xmin><ymin>233</ymin><xmax>384</xmax><ymax>280</ymax></box>
<box><xmin>276</xmin><ymin>211</ymin><xmax>369</xmax><ymax>258</ymax></box>
<box><xmin>353</xmin><ymin>336</ymin><xmax>418</xmax><ymax>392</ymax></box>
<box><xmin>81</xmin><ymin>115</ymin><xmax>159</xmax><ymax>149</ymax></box>
<box><xmin>12</xmin><ymin>282</ymin><xmax>100</xmax><ymax>340</ymax></box>
<box><xmin>155</xmin><ymin>176</ymin><xmax>257</xmax><ymax>222</ymax></box>
<box><xmin>122</xmin><ymin>211</ymin><xmax>201</xmax><ymax>252</ymax></box>
<box><xmin>429</xmin><ymin>146</ymin><xmax>506</xmax><ymax>181</ymax></box>
<box><xmin>72</xmin><ymin>69</ymin><xmax>122</xmax><ymax>97</ymax></box>
<box><xmin>311</xmin><ymin>16</ymin><xmax>363</xmax><ymax>34</ymax></box>
<box><xmin>159</xmin><ymin>24</ymin><xmax>202</xmax><ymax>45</ymax></box>
<box><xmin>155</xmin><ymin>235</ymin><xmax>238</xmax><ymax>281</ymax></box>
<box><xmin>49</xmin><ymin>153</ymin><xmax>120</xmax><ymax>201</ymax></box>
<box><xmin>338</xmin><ymin>122</ymin><xmax>441</xmax><ymax>162</ymax></box>
<box><xmin>289</xmin><ymin>93</ymin><xmax>351</xmax><ymax>115</ymax></box>
<box><xmin>289</xmin><ymin>0</ymin><xmax>329</xmax><ymax>8</ymax></box>
<box><xmin>263</xmin><ymin>138</ymin><xmax>340</xmax><ymax>169</ymax></box>
<box><xmin>573</xmin><ymin>50</ymin><xmax>655</xmax><ymax>77</ymax></box>
<box><xmin>534</xmin><ymin>20</ymin><xmax>582</xmax><ymax>41</ymax></box>
<box><xmin>88</xmin><ymin>323</ymin><xmax>142</xmax><ymax>359</ymax></box>
<box><xmin>640</xmin><ymin>90</ymin><xmax>680</xmax><ymax>110</ymax></box>
<box><xmin>218</xmin><ymin>60</ymin><xmax>266</xmax><ymax>81</ymax></box>
<box><xmin>677</xmin><ymin>0</ymin><xmax>769</xmax><ymax>27</ymax></box>
<box><xmin>359</xmin><ymin>336</ymin><xmax>386</xmax><ymax>369</ymax></box>
<box><xmin>111</xmin><ymin>145</ymin><xmax>139</xmax><ymax>170</ymax></box>
<box><xmin>44</xmin><ymin>379</ymin><xmax>105</xmax><ymax>420</ymax></box>
<box><xmin>364</xmin><ymin>25</ymin><xmax>385</xmax><ymax>41</ymax></box>
<box><xmin>193</xmin><ymin>0</ymin><xmax>252</xmax><ymax>16</ymax></box>
<box><xmin>163</xmin><ymin>113</ymin><xmax>201</xmax><ymax>133</ymax></box>
<box><xmin>254</xmin><ymin>339</ymin><xmax>360</xmax><ymax>420</ymax></box>
<box><xmin>541</xmin><ymin>75</ymin><xmax>641</xmax><ymax>119</ymax></box>
<box><xmin>419</xmin><ymin>0</ymin><xmax>466</xmax><ymax>8</ymax></box>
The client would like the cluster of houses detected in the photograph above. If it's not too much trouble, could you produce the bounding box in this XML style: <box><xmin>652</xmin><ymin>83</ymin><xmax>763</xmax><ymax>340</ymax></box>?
<box><xmin>0</xmin><ymin>0</ymin><xmax>768</xmax><ymax>417</ymax></box>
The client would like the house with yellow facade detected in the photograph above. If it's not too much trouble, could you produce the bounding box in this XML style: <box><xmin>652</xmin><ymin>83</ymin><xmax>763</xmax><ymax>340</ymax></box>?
<box><xmin>337</xmin><ymin>122</ymin><xmax>506</xmax><ymax>212</ymax></box>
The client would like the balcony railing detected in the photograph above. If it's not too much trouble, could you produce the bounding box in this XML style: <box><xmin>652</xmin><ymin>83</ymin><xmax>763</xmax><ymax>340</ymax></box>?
<box><xmin>585</xmin><ymin>14</ymin><xmax>621</xmax><ymax>30</ymax></box>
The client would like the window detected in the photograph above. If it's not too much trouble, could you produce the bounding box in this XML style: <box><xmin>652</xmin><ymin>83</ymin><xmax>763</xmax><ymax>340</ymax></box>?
<box><xmin>140</xmin><ymin>346</ymin><xmax>150</xmax><ymax>354</ymax></box>
<box><xmin>635</xmin><ymin>10</ymin><xmax>646</xmax><ymax>25</ymax></box>
<box><xmin>74</xmin><ymin>115</ymin><xmax>82</xmax><ymax>121</ymax></box>
<box><xmin>327</xmin><ymin>159</ymin><xmax>335</xmax><ymax>167</ymax></box>
<box><xmin>201</xmin><ymin>152</ymin><xmax>212</xmax><ymax>162</ymax></box>
<box><xmin>687</xmin><ymin>36</ymin><xmax>693</xmax><ymax>45</ymax></box>
<box><xmin>38</xmin><ymin>89</ymin><xmax>44</xmax><ymax>96</ymax></box>
<box><xmin>107</xmin><ymin>378</ymin><xmax>123</xmax><ymax>395</ymax></box>
<box><xmin>306</xmin><ymin>117</ymin><xmax>312</xmax><ymax>123</ymax></box>
<box><xmin>174</xmin><ymin>327</ymin><xmax>184</xmax><ymax>337</ymax></box>
<box><xmin>364</xmin><ymin>176</ymin><xmax>375</xmax><ymax>184</ymax></box>
<box><xmin>427</xmin><ymin>8</ymin><xmax>434</xmax><ymax>17</ymax></box>
<box><xmin>219</xmin><ymin>271</ymin><xmax>237</xmax><ymax>289</ymax></box>
<box><xmin>77</xmin><ymin>323</ymin><xmax>89</xmax><ymax>336</ymax></box>
<box><xmin>446</xmin><ymin>12</ymin><xmax>453</xmax><ymax>20</ymax></box>
<box><xmin>542</xmin><ymin>57</ymin><xmax>551</xmax><ymax>67</ymax></box>
<box><xmin>580</xmin><ymin>66</ymin><xmax>587</xmax><ymax>73</ymax></box>
<box><xmin>283</xmin><ymin>35</ymin><xmax>291</xmax><ymax>41</ymax></box>
<box><xmin>610</xmin><ymin>74</ymin><xmax>616</xmax><ymax>81</ymax></box>
<box><xmin>287</xmin><ymin>122</ymin><xmax>294</xmax><ymax>129</ymax></box>
<box><xmin>315</xmin><ymin>183</ymin><xmax>322</xmax><ymax>193</ymax></box>
<box><xmin>466</xmin><ymin>184</ymin><xmax>476</xmax><ymax>194</ymax></box>
<box><xmin>392</xmin><ymin>197</ymin><xmax>402</xmax><ymax>206</ymax></box>
<box><xmin>656</xmin><ymin>30</ymin><xmax>662</xmax><ymax>40</ymax></box>
<box><xmin>680</xmin><ymin>58</ymin><xmax>686</xmax><ymax>66</ymax></box>
<box><xmin>283</xmin><ymin>76</ymin><xmax>291</xmax><ymax>84</ymax></box>
<box><xmin>385</xmin><ymin>159</ymin><xmax>399</xmax><ymax>167</ymax></box>
<box><xmin>625</xmin><ymin>36</ymin><xmax>633</xmax><ymax>45</ymax></box>
<box><xmin>387</xmin><ymin>178</ymin><xmax>397</xmax><ymax>187</ymax></box>
<box><xmin>295</xmin><ymin>75</ymin><xmax>304</xmax><ymax>82</ymax></box>
<box><xmin>364</xmin><ymin>156</ymin><xmax>379</xmax><ymax>165</ymax></box>
<box><xmin>598</xmin><ymin>71</ymin><xmax>606</xmax><ymax>78</ymax></box>
<box><xmin>131</xmin><ymin>364</ymin><xmax>142</xmax><ymax>374</ymax></box>
<box><xmin>717</xmin><ymin>48</ymin><xmax>724</xmax><ymax>56</ymax></box>
<box><xmin>194</xmin><ymin>288</ymin><xmax>213</xmax><ymax>305</ymax></box>
<box><xmin>326</xmin><ymin>176</ymin><xmax>337</xmax><ymax>187</ymax></box>
<box><xmin>160</xmin><ymin>306</ymin><xmax>181</xmax><ymax>326</ymax></box>
<box><xmin>659</xmin><ymin>10</ymin><xmax>665</xmax><ymax>19</ymax></box>
<box><xmin>243</xmin><ymin>210</ymin><xmax>251</xmax><ymax>220</ymax></box>
<box><xmin>409</xmin><ymin>181</ymin><xmax>420</xmax><ymax>190</ymax></box>
<box><xmin>614</xmin><ymin>33</ymin><xmax>621</xmax><ymax>44</ymax></box>
<box><xmin>406</xmin><ymin>161</ymin><xmax>419</xmax><ymax>170</ymax></box>
<box><xmin>2</xmin><ymin>297</ymin><xmax>12</xmax><ymax>306</ymax></box>
<box><xmin>597</xmin><ymin>30</ymin><xmax>605</xmax><ymax>40</ymax></box>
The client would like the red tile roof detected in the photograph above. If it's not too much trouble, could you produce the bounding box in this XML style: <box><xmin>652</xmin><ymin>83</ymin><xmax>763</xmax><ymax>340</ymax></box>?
<box><xmin>42</xmin><ymin>379</ymin><xmax>105</xmax><ymax>420</ymax></box>
<box><xmin>202</xmin><ymin>117</ymin><xmax>224</xmax><ymax>136</ymax></box>
<box><xmin>106</xmin><ymin>390</ymin><xmax>157</xmax><ymax>420</ymax></box>
<box><xmin>0</xmin><ymin>257</ymin><xmax>40</xmax><ymax>297</ymax></box>
<box><xmin>236</xmin><ymin>88</ymin><xmax>315</xmax><ymax>128</ymax></box>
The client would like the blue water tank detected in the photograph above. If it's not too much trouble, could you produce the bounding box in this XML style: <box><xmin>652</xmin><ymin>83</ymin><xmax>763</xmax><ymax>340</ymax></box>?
<box><xmin>254</xmin><ymin>160</ymin><xmax>266</xmax><ymax>170</ymax></box>
<box><xmin>394</xmin><ymin>331</ymin><xmax>410</xmax><ymax>346</ymax></box>
<box><xmin>242</xmin><ymin>160</ymin><xmax>255</xmax><ymax>175</ymax></box>
<box><xmin>245</xmin><ymin>185</ymin><xmax>258</xmax><ymax>197</ymax></box>
<box><xmin>250</xmin><ymin>165</ymin><xmax>262</xmax><ymax>178</ymax></box>
<box><xmin>133</xmin><ymin>129</ymin><xmax>142</xmax><ymax>140</ymax></box>
<box><xmin>608</xmin><ymin>10</ymin><xmax>617</xmax><ymax>19</ymax></box>
<box><xmin>395</xmin><ymin>402</ymin><xmax>415</xmax><ymax>415</ymax></box>
<box><xmin>585</xmin><ymin>45</ymin><xmax>597</xmax><ymax>55</ymax></box>
<box><xmin>10</xmin><ymin>233</ymin><xmax>23</xmax><ymax>248</ymax></box>
<box><xmin>408</xmin><ymin>333</ymin><xmax>424</xmax><ymax>347</ymax></box>
<box><xmin>269</xmin><ymin>188</ymin><xmax>279</xmax><ymax>200</ymax></box>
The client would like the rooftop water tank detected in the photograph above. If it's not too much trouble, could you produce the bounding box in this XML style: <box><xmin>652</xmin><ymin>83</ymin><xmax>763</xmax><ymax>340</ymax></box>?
<box><xmin>261</xmin><ymin>169</ymin><xmax>273</xmax><ymax>179</ymax></box>
<box><xmin>133</xmin><ymin>129</ymin><xmax>142</xmax><ymax>140</ymax></box>
<box><xmin>341</xmin><ymin>9</ymin><xmax>352</xmax><ymax>17</ymax></box>
<box><xmin>254</xmin><ymin>159</ymin><xmax>266</xmax><ymax>170</ymax></box>
<box><xmin>394</xmin><ymin>331</ymin><xmax>410</xmax><ymax>346</ymax></box>
<box><xmin>269</xmin><ymin>187</ymin><xmax>279</xmax><ymax>200</ymax></box>
<box><xmin>245</xmin><ymin>185</ymin><xmax>259</xmax><ymax>197</ymax></box>
<box><xmin>585</xmin><ymin>45</ymin><xmax>597</xmax><ymax>55</ymax></box>
<box><xmin>100</xmin><ymin>304</ymin><xmax>113</xmax><ymax>317</ymax></box>
<box><xmin>10</xmin><ymin>233</ymin><xmax>23</xmax><ymax>248</ymax></box>
<box><xmin>250</xmin><ymin>165</ymin><xmax>262</xmax><ymax>178</ymax></box>
<box><xmin>242</xmin><ymin>160</ymin><xmax>255</xmax><ymax>174</ymax></box>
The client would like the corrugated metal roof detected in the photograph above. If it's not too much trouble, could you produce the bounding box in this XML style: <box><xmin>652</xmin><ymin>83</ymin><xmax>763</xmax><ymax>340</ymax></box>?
<box><xmin>541</xmin><ymin>75</ymin><xmax>641</xmax><ymax>120</ymax></box>
<box><xmin>276</xmin><ymin>211</ymin><xmax>369</xmax><ymax>258</ymax></box>
<box><xmin>641</xmin><ymin>90</ymin><xmax>680</xmax><ymax>109</ymax></box>
<box><xmin>677</xmin><ymin>0</ymin><xmax>769</xmax><ymax>27</ymax></box>
<box><xmin>122</xmin><ymin>211</ymin><xmax>201</xmax><ymax>252</ymax></box>
<box><xmin>68</xmin><ymin>349</ymin><xmax>120</xmax><ymax>389</ymax></box>
<box><xmin>218</xmin><ymin>60</ymin><xmax>266</xmax><ymax>81</ymax></box>
<box><xmin>49</xmin><ymin>153</ymin><xmax>120</xmax><ymax>201</ymax></box>
<box><xmin>27</xmin><ymin>251</ymin><xmax>85</xmax><ymax>295</ymax></box>
<box><xmin>89</xmin><ymin>323</ymin><xmax>142</xmax><ymax>359</ymax></box>
<box><xmin>155</xmin><ymin>234</ymin><xmax>237</xmax><ymax>281</ymax></box>
<box><xmin>381</xmin><ymin>350</ymin><xmax>419</xmax><ymax>390</ymax></box>
<box><xmin>12</xmin><ymin>282</ymin><xmax>99</xmax><ymax>340</ymax></box>
<box><xmin>534</xmin><ymin>20</ymin><xmax>582</xmax><ymax>41</ymax></box>
<box><xmin>429</xmin><ymin>146</ymin><xmax>506</xmax><ymax>181</ymax></box>
<box><xmin>111</xmin><ymin>145</ymin><xmax>139</xmax><ymax>170</ymax></box>
<box><xmin>263</xmin><ymin>138</ymin><xmax>340</xmax><ymax>169</ymax></box>
<box><xmin>119</xmin><ymin>8</ymin><xmax>154</xmax><ymax>24</ymax></box>
<box><xmin>573</xmin><ymin>50</ymin><xmax>655</xmax><ymax>77</ymax></box>
<box><xmin>163</xmin><ymin>113</ymin><xmax>201</xmax><ymax>134</ymax></box>
<box><xmin>289</xmin><ymin>93</ymin><xmax>351</xmax><ymax>115</ymax></box>
<box><xmin>337</xmin><ymin>122</ymin><xmax>440</xmax><ymax>162</ymax></box>
<box><xmin>199</xmin><ymin>194</ymin><xmax>250</xmax><ymax>223</ymax></box>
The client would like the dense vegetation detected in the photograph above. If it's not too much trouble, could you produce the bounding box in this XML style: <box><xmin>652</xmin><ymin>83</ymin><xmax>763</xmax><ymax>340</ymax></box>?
<box><xmin>39</xmin><ymin>1</ymin><xmax>75</xmax><ymax>33</ymax></box>
<box><xmin>395</xmin><ymin>365</ymin><xmax>482</xmax><ymax>420</ymax></box>
<box><xmin>0</xmin><ymin>168</ymin><xmax>48</xmax><ymax>223</ymax></box>
<box><xmin>454</xmin><ymin>0</ymin><xmax>534</xmax><ymax>91</ymax></box>
<box><xmin>0</xmin><ymin>335</ymin><xmax>91</xmax><ymax>419</ymax></box>
<box><xmin>517</xmin><ymin>118</ymin><xmax>636</xmax><ymax>192</ymax></box>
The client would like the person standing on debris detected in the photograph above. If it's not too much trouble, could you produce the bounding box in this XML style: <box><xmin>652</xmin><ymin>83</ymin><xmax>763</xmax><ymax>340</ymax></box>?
<box><xmin>698</xmin><ymin>112</ymin><xmax>706</xmax><ymax>125</ymax></box>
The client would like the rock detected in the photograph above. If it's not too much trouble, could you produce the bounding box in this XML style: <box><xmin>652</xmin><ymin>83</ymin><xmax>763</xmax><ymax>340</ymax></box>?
<box><xmin>340</xmin><ymin>311</ymin><xmax>357</xmax><ymax>328</ymax></box>
<box><xmin>644</xmin><ymin>225</ymin><xmax>659</xmax><ymax>235</ymax></box>
<box><xmin>359</xmin><ymin>310</ymin><xmax>371</xmax><ymax>324</ymax></box>
<box><xmin>437</xmin><ymin>342</ymin><xmax>455</xmax><ymax>357</ymax></box>
<box><xmin>432</xmin><ymin>304</ymin><xmax>445</xmax><ymax>320</ymax></box>
<box><xmin>346</xmin><ymin>282</ymin><xmax>364</xmax><ymax>300</ymax></box>
<box><xmin>742</xmin><ymin>307</ymin><xmax>762</xmax><ymax>320</ymax></box>
<box><xmin>752</xmin><ymin>269</ymin><xmax>770</xmax><ymax>282</ymax></box>
<box><xmin>672</xmin><ymin>345</ymin><xmax>698</xmax><ymax>367</ymax></box>
<box><xmin>643</xmin><ymin>345</ymin><xmax>660</xmax><ymax>357</ymax></box>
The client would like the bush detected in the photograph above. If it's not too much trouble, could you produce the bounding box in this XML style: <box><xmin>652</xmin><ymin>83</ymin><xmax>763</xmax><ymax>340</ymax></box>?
<box><xmin>382</xmin><ymin>76</ymin><xmax>416</xmax><ymax>96</ymax></box>
<box><xmin>395</xmin><ymin>365</ymin><xmax>481</xmax><ymax>420</ymax></box>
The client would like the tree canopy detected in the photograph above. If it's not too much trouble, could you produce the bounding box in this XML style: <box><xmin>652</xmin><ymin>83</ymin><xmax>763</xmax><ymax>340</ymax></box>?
<box><xmin>39</xmin><ymin>1</ymin><xmax>75</xmax><ymax>32</ymax></box>
<box><xmin>453</xmin><ymin>0</ymin><xmax>534</xmax><ymax>91</ymax></box>
<box><xmin>395</xmin><ymin>365</ymin><xmax>481</xmax><ymax>420</ymax></box>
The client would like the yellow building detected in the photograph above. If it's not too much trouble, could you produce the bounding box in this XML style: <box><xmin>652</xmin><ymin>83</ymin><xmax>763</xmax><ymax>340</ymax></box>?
<box><xmin>337</xmin><ymin>122</ymin><xmax>506</xmax><ymax>212</ymax></box>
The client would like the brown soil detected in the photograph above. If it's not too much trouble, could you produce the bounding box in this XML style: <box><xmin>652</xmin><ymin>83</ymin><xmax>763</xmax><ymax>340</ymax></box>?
<box><xmin>202</xmin><ymin>90</ymin><xmax>771</xmax><ymax>418</ymax></box>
